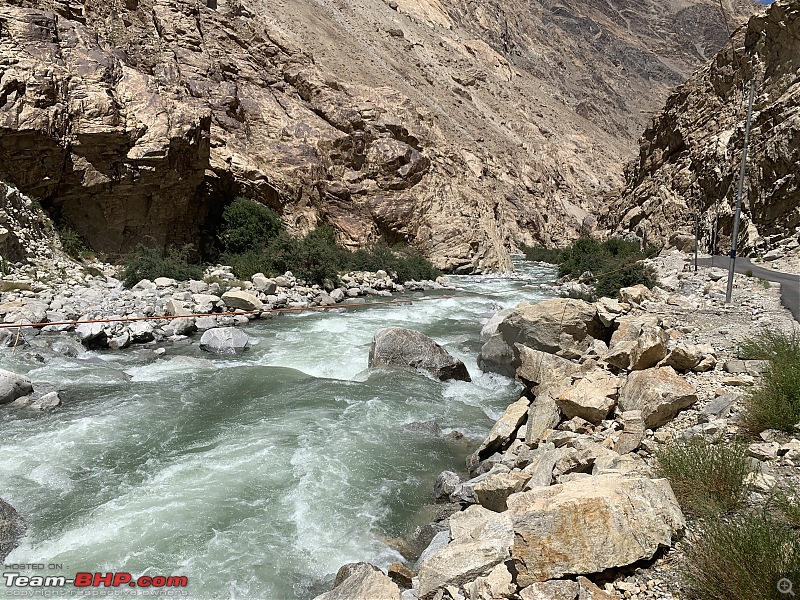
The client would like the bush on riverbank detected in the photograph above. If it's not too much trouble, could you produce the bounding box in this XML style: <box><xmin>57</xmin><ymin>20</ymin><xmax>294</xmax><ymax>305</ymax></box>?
<box><xmin>655</xmin><ymin>436</ymin><xmax>751</xmax><ymax>516</ymax></box>
<box><xmin>218</xmin><ymin>197</ymin><xmax>440</xmax><ymax>285</ymax></box>
<box><xmin>121</xmin><ymin>245</ymin><xmax>204</xmax><ymax>288</ymax></box>
<box><xmin>521</xmin><ymin>237</ymin><xmax>659</xmax><ymax>300</ymax></box>
<box><xmin>683</xmin><ymin>511</ymin><xmax>800</xmax><ymax>600</ymax></box>
<box><xmin>739</xmin><ymin>329</ymin><xmax>800</xmax><ymax>432</ymax></box>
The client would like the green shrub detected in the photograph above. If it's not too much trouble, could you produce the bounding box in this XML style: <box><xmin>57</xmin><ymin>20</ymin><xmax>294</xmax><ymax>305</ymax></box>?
<box><xmin>58</xmin><ymin>226</ymin><xmax>89</xmax><ymax>258</ymax></box>
<box><xmin>121</xmin><ymin>244</ymin><xmax>204</xmax><ymax>288</ymax></box>
<box><xmin>519</xmin><ymin>244</ymin><xmax>562</xmax><ymax>264</ymax></box>
<box><xmin>220</xmin><ymin>197</ymin><xmax>283</xmax><ymax>254</ymax></box>
<box><xmin>740</xmin><ymin>329</ymin><xmax>800</xmax><ymax>432</ymax></box>
<box><xmin>655</xmin><ymin>436</ymin><xmax>752</xmax><ymax>515</ymax></box>
<box><xmin>523</xmin><ymin>237</ymin><xmax>659</xmax><ymax>299</ymax></box>
<box><xmin>772</xmin><ymin>489</ymin><xmax>800</xmax><ymax>527</ymax></box>
<box><xmin>683</xmin><ymin>512</ymin><xmax>800</xmax><ymax>600</ymax></box>
<box><xmin>745</xmin><ymin>269</ymin><xmax>754</xmax><ymax>277</ymax></box>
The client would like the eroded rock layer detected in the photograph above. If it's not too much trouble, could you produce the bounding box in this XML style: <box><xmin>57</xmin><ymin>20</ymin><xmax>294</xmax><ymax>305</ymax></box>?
<box><xmin>607</xmin><ymin>0</ymin><xmax>799</xmax><ymax>256</ymax></box>
<box><xmin>0</xmin><ymin>0</ymin><xmax>754</xmax><ymax>270</ymax></box>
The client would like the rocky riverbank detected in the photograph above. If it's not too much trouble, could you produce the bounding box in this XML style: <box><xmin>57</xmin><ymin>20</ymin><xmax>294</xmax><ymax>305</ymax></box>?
<box><xmin>315</xmin><ymin>251</ymin><xmax>800</xmax><ymax>600</ymax></box>
<box><xmin>0</xmin><ymin>257</ymin><xmax>457</xmax><ymax>355</ymax></box>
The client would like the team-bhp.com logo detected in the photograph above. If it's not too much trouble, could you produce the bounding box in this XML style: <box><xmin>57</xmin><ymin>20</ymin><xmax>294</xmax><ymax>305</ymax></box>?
<box><xmin>4</xmin><ymin>572</ymin><xmax>188</xmax><ymax>589</ymax></box>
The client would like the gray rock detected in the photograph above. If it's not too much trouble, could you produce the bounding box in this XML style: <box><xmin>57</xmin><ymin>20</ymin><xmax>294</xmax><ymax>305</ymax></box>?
<box><xmin>29</xmin><ymin>391</ymin><xmax>61</xmax><ymax>410</ymax></box>
<box><xmin>434</xmin><ymin>471</ymin><xmax>460</xmax><ymax>502</ymax></box>
<box><xmin>199</xmin><ymin>327</ymin><xmax>250</xmax><ymax>354</ymax></box>
<box><xmin>0</xmin><ymin>369</ymin><xmax>33</xmax><ymax>404</ymax></box>
<box><xmin>75</xmin><ymin>321</ymin><xmax>106</xmax><ymax>344</ymax></box>
<box><xmin>417</xmin><ymin>506</ymin><xmax>513</xmax><ymax>599</ymax></box>
<box><xmin>519</xmin><ymin>580</ymin><xmax>580</xmax><ymax>600</ymax></box>
<box><xmin>477</xmin><ymin>334</ymin><xmax>516</xmax><ymax>377</ymax></box>
<box><xmin>252</xmin><ymin>274</ymin><xmax>277</xmax><ymax>295</ymax></box>
<box><xmin>0</xmin><ymin>497</ymin><xmax>26</xmax><ymax>563</ymax></box>
<box><xmin>128</xmin><ymin>321</ymin><xmax>155</xmax><ymax>343</ymax></box>
<box><xmin>170</xmin><ymin>317</ymin><xmax>196</xmax><ymax>336</ymax></box>
<box><xmin>330</xmin><ymin>288</ymin><xmax>345</xmax><ymax>302</ymax></box>
<box><xmin>702</xmin><ymin>393</ymin><xmax>740</xmax><ymax>417</ymax></box>
<box><xmin>415</xmin><ymin>530</ymin><xmax>451</xmax><ymax>571</ymax></box>
<box><xmin>369</xmin><ymin>327</ymin><xmax>471</xmax><ymax>382</ymax></box>
<box><xmin>194</xmin><ymin>316</ymin><xmax>217</xmax><ymax>330</ymax></box>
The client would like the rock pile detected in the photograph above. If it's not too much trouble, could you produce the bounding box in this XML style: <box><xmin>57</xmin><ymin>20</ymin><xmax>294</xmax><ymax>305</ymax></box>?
<box><xmin>0</xmin><ymin>262</ymin><xmax>456</xmax><ymax>353</ymax></box>
<box><xmin>316</xmin><ymin>253</ymin><xmax>800</xmax><ymax>600</ymax></box>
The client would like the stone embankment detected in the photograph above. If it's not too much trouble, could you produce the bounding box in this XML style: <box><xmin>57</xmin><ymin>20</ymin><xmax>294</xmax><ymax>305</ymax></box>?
<box><xmin>315</xmin><ymin>251</ymin><xmax>800</xmax><ymax>600</ymax></box>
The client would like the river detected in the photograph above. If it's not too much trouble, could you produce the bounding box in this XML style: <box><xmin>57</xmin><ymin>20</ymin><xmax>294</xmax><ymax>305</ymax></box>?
<box><xmin>0</xmin><ymin>262</ymin><xmax>554</xmax><ymax>599</ymax></box>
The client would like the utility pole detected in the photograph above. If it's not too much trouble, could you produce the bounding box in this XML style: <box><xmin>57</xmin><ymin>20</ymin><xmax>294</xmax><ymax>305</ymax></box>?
<box><xmin>726</xmin><ymin>78</ymin><xmax>756</xmax><ymax>303</ymax></box>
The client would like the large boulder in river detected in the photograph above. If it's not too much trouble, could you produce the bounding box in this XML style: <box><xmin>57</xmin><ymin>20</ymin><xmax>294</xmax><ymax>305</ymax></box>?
<box><xmin>498</xmin><ymin>298</ymin><xmax>608</xmax><ymax>361</ymax></box>
<box><xmin>0</xmin><ymin>497</ymin><xmax>26</xmax><ymax>563</ymax></box>
<box><xmin>199</xmin><ymin>327</ymin><xmax>250</xmax><ymax>355</ymax></box>
<box><xmin>0</xmin><ymin>369</ymin><xmax>33</xmax><ymax>404</ymax></box>
<box><xmin>506</xmin><ymin>474</ymin><xmax>684</xmax><ymax>587</ymax></box>
<box><xmin>369</xmin><ymin>327</ymin><xmax>471</xmax><ymax>381</ymax></box>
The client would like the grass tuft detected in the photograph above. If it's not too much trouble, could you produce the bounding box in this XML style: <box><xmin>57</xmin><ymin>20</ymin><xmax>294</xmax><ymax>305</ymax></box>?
<box><xmin>655</xmin><ymin>436</ymin><xmax>752</xmax><ymax>516</ymax></box>
<box><xmin>684</xmin><ymin>512</ymin><xmax>800</xmax><ymax>600</ymax></box>
<box><xmin>739</xmin><ymin>329</ymin><xmax>800</xmax><ymax>433</ymax></box>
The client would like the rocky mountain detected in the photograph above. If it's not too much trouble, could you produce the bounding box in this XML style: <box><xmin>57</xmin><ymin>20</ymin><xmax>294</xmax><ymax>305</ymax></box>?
<box><xmin>0</xmin><ymin>0</ymin><xmax>755</xmax><ymax>271</ymax></box>
<box><xmin>606</xmin><ymin>0</ymin><xmax>799</xmax><ymax>257</ymax></box>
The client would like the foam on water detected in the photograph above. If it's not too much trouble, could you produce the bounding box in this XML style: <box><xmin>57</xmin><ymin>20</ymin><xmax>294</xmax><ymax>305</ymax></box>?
<box><xmin>0</xmin><ymin>262</ymin><xmax>555</xmax><ymax>599</ymax></box>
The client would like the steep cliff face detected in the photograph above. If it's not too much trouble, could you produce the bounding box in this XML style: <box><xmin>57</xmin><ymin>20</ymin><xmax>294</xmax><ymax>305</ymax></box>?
<box><xmin>607</xmin><ymin>0</ymin><xmax>799</xmax><ymax>256</ymax></box>
<box><xmin>0</xmin><ymin>0</ymin><xmax>755</xmax><ymax>271</ymax></box>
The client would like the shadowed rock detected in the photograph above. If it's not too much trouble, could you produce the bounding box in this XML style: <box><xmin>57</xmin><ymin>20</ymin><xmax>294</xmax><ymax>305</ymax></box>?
<box><xmin>369</xmin><ymin>327</ymin><xmax>471</xmax><ymax>381</ymax></box>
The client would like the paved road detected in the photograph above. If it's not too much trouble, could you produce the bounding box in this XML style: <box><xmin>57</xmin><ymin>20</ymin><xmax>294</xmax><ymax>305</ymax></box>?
<box><xmin>694</xmin><ymin>256</ymin><xmax>800</xmax><ymax>322</ymax></box>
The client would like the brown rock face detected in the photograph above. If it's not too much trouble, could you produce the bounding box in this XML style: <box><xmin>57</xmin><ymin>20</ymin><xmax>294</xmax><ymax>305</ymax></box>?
<box><xmin>0</xmin><ymin>0</ymin><xmax>755</xmax><ymax>270</ymax></box>
<box><xmin>606</xmin><ymin>0</ymin><xmax>798</xmax><ymax>256</ymax></box>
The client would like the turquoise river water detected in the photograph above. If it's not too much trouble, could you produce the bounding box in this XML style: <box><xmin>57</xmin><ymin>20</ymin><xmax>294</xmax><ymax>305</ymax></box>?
<box><xmin>0</xmin><ymin>262</ymin><xmax>554</xmax><ymax>599</ymax></box>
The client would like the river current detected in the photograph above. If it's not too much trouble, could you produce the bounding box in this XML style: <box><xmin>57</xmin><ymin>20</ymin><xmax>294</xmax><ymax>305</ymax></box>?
<box><xmin>0</xmin><ymin>262</ymin><xmax>554</xmax><ymax>599</ymax></box>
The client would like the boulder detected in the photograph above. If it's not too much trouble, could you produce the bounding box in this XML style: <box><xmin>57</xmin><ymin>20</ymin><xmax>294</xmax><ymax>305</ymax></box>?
<box><xmin>477</xmin><ymin>334</ymin><xmax>516</xmax><ymax>377</ymax></box>
<box><xmin>29</xmin><ymin>391</ymin><xmax>62</xmax><ymax>410</ymax></box>
<box><xmin>369</xmin><ymin>328</ymin><xmax>471</xmax><ymax>382</ymax></box>
<box><xmin>415</xmin><ymin>530</ymin><xmax>451</xmax><ymax>571</ymax></box>
<box><xmin>556</xmin><ymin>369</ymin><xmax>620</xmax><ymax>424</ymax></box>
<box><xmin>330</xmin><ymin>288</ymin><xmax>345</xmax><ymax>302</ymax></box>
<box><xmin>252</xmin><ymin>274</ymin><xmax>278</xmax><ymax>295</ymax></box>
<box><xmin>418</xmin><ymin>506</ymin><xmax>513</xmax><ymax>599</ymax></box>
<box><xmin>618</xmin><ymin>284</ymin><xmax>652</xmax><ymax>305</ymax></box>
<box><xmin>618</xmin><ymin>367</ymin><xmax>698</xmax><ymax>428</ymax></box>
<box><xmin>434</xmin><ymin>471</ymin><xmax>461</xmax><ymax>502</ymax></box>
<box><xmin>469</xmin><ymin>397</ymin><xmax>530</xmax><ymax>462</ymax></box>
<box><xmin>0</xmin><ymin>498</ymin><xmax>26</xmax><ymax>563</ymax></box>
<box><xmin>165</xmin><ymin>299</ymin><xmax>192</xmax><ymax>317</ymax></box>
<box><xmin>387</xmin><ymin>563</ymin><xmax>415</xmax><ymax>589</ymax></box>
<box><xmin>498</xmin><ymin>299</ymin><xmax>607</xmax><ymax>360</ymax></box>
<box><xmin>629</xmin><ymin>325</ymin><xmax>668</xmax><ymax>370</ymax></box>
<box><xmin>221</xmin><ymin>290</ymin><xmax>263</xmax><ymax>311</ymax></box>
<box><xmin>516</xmin><ymin>345</ymin><xmax>578</xmax><ymax>392</ymax></box>
<box><xmin>519</xmin><ymin>579</ymin><xmax>579</xmax><ymax>600</ymax></box>
<box><xmin>474</xmin><ymin>471</ymin><xmax>531</xmax><ymax>512</ymax></box>
<box><xmin>0</xmin><ymin>369</ymin><xmax>33</xmax><ymax>404</ymax></box>
<box><xmin>199</xmin><ymin>327</ymin><xmax>250</xmax><ymax>354</ymax></box>
<box><xmin>480</xmin><ymin>307</ymin><xmax>514</xmax><ymax>342</ymax></box>
<box><xmin>314</xmin><ymin>563</ymin><xmax>401</xmax><ymax>600</ymax></box>
<box><xmin>613</xmin><ymin>410</ymin><xmax>646</xmax><ymax>454</ymax></box>
<box><xmin>662</xmin><ymin>342</ymin><xmax>704</xmax><ymax>371</ymax></box>
<box><xmin>594</xmin><ymin>297</ymin><xmax>628</xmax><ymax>328</ymax></box>
<box><xmin>128</xmin><ymin>321</ymin><xmax>155</xmax><ymax>343</ymax></box>
<box><xmin>506</xmin><ymin>474</ymin><xmax>685</xmax><ymax>586</ymax></box>
<box><xmin>464</xmin><ymin>563</ymin><xmax>515</xmax><ymax>600</ymax></box>
<box><xmin>170</xmin><ymin>317</ymin><xmax>196</xmax><ymax>336</ymax></box>
<box><xmin>525</xmin><ymin>396</ymin><xmax>562</xmax><ymax>444</ymax></box>
<box><xmin>75</xmin><ymin>321</ymin><xmax>106</xmax><ymax>344</ymax></box>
